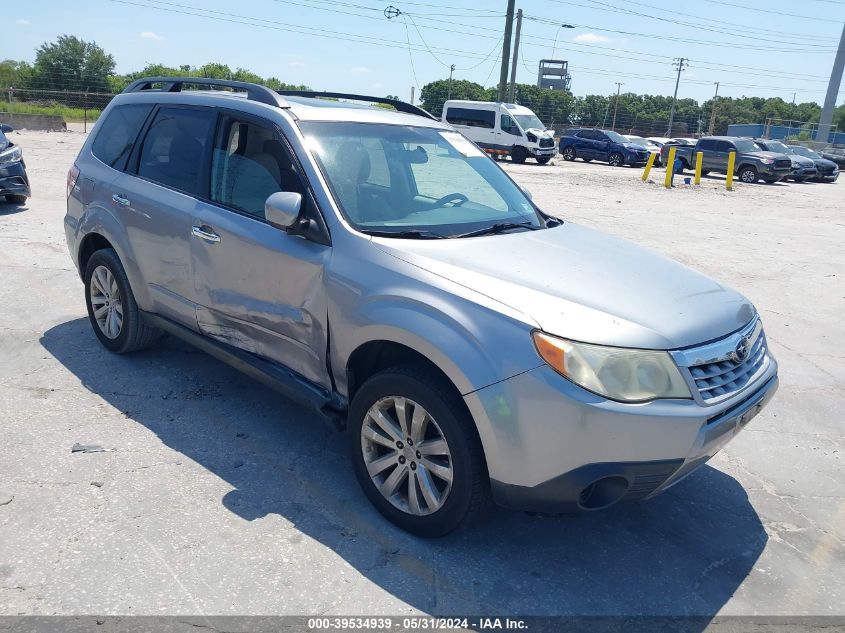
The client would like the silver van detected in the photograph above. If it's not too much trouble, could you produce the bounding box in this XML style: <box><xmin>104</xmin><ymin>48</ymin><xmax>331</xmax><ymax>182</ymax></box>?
<box><xmin>65</xmin><ymin>78</ymin><xmax>778</xmax><ymax>536</ymax></box>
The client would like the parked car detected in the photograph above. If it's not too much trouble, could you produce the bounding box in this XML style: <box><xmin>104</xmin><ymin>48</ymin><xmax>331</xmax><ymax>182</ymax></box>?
<box><xmin>752</xmin><ymin>139</ymin><xmax>817</xmax><ymax>182</ymax></box>
<box><xmin>661</xmin><ymin>136</ymin><xmax>791</xmax><ymax>183</ymax></box>
<box><xmin>0</xmin><ymin>123</ymin><xmax>31</xmax><ymax>203</ymax></box>
<box><xmin>65</xmin><ymin>77</ymin><xmax>778</xmax><ymax>536</ymax></box>
<box><xmin>442</xmin><ymin>100</ymin><xmax>556</xmax><ymax>164</ymax></box>
<box><xmin>787</xmin><ymin>145</ymin><xmax>840</xmax><ymax>182</ymax></box>
<box><xmin>559</xmin><ymin>128</ymin><xmax>651</xmax><ymax>166</ymax></box>
<box><xmin>818</xmin><ymin>147</ymin><xmax>845</xmax><ymax>170</ymax></box>
<box><xmin>625</xmin><ymin>135</ymin><xmax>662</xmax><ymax>166</ymax></box>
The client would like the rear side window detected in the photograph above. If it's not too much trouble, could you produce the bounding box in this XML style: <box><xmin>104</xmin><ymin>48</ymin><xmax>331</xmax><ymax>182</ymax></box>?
<box><xmin>445</xmin><ymin>107</ymin><xmax>495</xmax><ymax>129</ymax></box>
<box><xmin>91</xmin><ymin>104</ymin><xmax>153</xmax><ymax>170</ymax></box>
<box><xmin>716</xmin><ymin>140</ymin><xmax>734</xmax><ymax>152</ymax></box>
<box><xmin>698</xmin><ymin>139</ymin><xmax>717</xmax><ymax>151</ymax></box>
<box><xmin>137</xmin><ymin>107</ymin><xmax>216</xmax><ymax>196</ymax></box>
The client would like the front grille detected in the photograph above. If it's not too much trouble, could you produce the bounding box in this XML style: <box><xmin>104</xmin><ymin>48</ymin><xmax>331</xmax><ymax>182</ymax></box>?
<box><xmin>539</xmin><ymin>137</ymin><xmax>554</xmax><ymax>148</ymax></box>
<box><xmin>775</xmin><ymin>159</ymin><xmax>792</xmax><ymax>169</ymax></box>
<box><xmin>636</xmin><ymin>151</ymin><xmax>649</xmax><ymax>160</ymax></box>
<box><xmin>689</xmin><ymin>329</ymin><xmax>768</xmax><ymax>401</ymax></box>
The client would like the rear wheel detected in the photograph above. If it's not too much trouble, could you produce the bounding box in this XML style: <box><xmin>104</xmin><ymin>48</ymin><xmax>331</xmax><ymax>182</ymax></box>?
<box><xmin>608</xmin><ymin>152</ymin><xmax>624</xmax><ymax>167</ymax></box>
<box><xmin>562</xmin><ymin>146</ymin><xmax>576</xmax><ymax>161</ymax></box>
<box><xmin>701</xmin><ymin>170</ymin><xmax>710</xmax><ymax>176</ymax></box>
<box><xmin>536</xmin><ymin>156</ymin><xmax>551</xmax><ymax>165</ymax></box>
<box><xmin>511</xmin><ymin>146</ymin><xmax>528</xmax><ymax>164</ymax></box>
<box><xmin>738</xmin><ymin>166</ymin><xmax>759</xmax><ymax>183</ymax></box>
<box><xmin>349</xmin><ymin>365</ymin><xmax>489</xmax><ymax>537</ymax></box>
<box><xmin>4</xmin><ymin>194</ymin><xmax>26</xmax><ymax>204</ymax></box>
<box><xmin>84</xmin><ymin>248</ymin><xmax>161</xmax><ymax>353</ymax></box>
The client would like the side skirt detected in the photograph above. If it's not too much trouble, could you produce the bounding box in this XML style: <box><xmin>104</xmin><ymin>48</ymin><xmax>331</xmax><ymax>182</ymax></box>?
<box><xmin>141</xmin><ymin>311</ymin><xmax>348</xmax><ymax>429</ymax></box>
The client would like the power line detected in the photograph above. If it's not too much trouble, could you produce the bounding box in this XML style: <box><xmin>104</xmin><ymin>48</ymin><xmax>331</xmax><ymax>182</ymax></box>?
<box><xmin>701</xmin><ymin>0</ymin><xmax>844</xmax><ymax>22</ymax></box>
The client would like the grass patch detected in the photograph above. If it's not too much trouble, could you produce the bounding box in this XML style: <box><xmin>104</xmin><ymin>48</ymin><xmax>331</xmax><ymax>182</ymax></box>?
<box><xmin>0</xmin><ymin>102</ymin><xmax>102</xmax><ymax>123</ymax></box>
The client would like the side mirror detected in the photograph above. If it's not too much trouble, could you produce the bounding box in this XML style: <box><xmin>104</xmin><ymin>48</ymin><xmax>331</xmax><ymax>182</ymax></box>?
<box><xmin>265</xmin><ymin>191</ymin><xmax>302</xmax><ymax>230</ymax></box>
<box><xmin>0</xmin><ymin>124</ymin><xmax>13</xmax><ymax>133</ymax></box>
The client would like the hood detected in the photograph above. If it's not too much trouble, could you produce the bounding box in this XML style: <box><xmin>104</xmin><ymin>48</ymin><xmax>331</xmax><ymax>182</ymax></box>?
<box><xmin>525</xmin><ymin>127</ymin><xmax>553</xmax><ymax>138</ymax></box>
<box><xmin>790</xmin><ymin>154</ymin><xmax>814</xmax><ymax>167</ymax></box>
<box><xmin>621</xmin><ymin>143</ymin><xmax>648</xmax><ymax>151</ymax></box>
<box><xmin>373</xmin><ymin>223</ymin><xmax>755</xmax><ymax>350</ymax></box>
<box><xmin>814</xmin><ymin>157</ymin><xmax>838</xmax><ymax>170</ymax></box>
<box><xmin>746</xmin><ymin>150</ymin><xmax>787</xmax><ymax>160</ymax></box>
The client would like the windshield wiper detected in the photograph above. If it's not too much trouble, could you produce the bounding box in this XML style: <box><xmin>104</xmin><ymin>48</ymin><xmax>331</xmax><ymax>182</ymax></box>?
<box><xmin>361</xmin><ymin>228</ymin><xmax>446</xmax><ymax>239</ymax></box>
<box><xmin>454</xmin><ymin>222</ymin><xmax>541</xmax><ymax>239</ymax></box>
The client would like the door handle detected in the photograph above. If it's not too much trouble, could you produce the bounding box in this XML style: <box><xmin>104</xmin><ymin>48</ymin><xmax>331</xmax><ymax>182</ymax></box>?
<box><xmin>112</xmin><ymin>193</ymin><xmax>130</xmax><ymax>207</ymax></box>
<box><xmin>192</xmin><ymin>225</ymin><xmax>221</xmax><ymax>243</ymax></box>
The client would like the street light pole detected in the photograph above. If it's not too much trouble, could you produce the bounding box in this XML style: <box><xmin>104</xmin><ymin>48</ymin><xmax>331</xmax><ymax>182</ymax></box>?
<box><xmin>448</xmin><ymin>63</ymin><xmax>455</xmax><ymax>100</ymax></box>
<box><xmin>817</xmin><ymin>21</ymin><xmax>845</xmax><ymax>144</ymax></box>
<box><xmin>707</xmin><ymin>81</ymin><xmax>719</xmax><ymax>135</ymax></box>
<box><xmin>551</xmin><ymin>23</ymin><xmax>575</xmax><ymax>60</ymax></box>
<box><xmin>666</xmin><ymin>57</ymin><xmax>687</xmax><ymax>137</ymax></box>
<box><xmin>497</xmin><ymin>0</ymin><xmax>516</xmax><ymax>102</ymax></box>
<box><xmin>507</xmin><ymin>9</ymin><xmax>523</xmax><ymax>103</ymax></box>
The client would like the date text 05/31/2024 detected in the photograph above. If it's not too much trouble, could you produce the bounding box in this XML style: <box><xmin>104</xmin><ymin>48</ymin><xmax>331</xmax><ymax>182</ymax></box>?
<box><xmin>307</xmin><ymin>617</ymin><xmax>529</xmax><ymax>630</ymax></box>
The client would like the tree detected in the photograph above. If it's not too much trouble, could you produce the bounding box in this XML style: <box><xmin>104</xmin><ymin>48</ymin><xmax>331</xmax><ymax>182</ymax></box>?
<box><xmin>419</xmin><ymin>79</ymin><xmax>489</xmax><ymax>116</ymax></box>
<box><xmin>28</xmin><ymin>35</ymin><xmax>115</xmax><ymax>92</ymax></box>
<box><xmin>0</xmin><ymin>60</ymin><xmax>33</xmax><ymax>88</ymax></box>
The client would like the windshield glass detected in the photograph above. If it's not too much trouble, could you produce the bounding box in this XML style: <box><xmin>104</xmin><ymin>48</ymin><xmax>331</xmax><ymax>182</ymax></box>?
<box><xmin>734</xmin><ymin>139</ymin><xmax>761</xmax><ymax>153</ymax></box>
<box><xmin>603</xmin><ymin>130</ymin><xmax>628</xmax><ymax>143</ymax></box>
<box><xmin>301</xmin><ymin>122</ymin><xmax>544</xmax><ymax>236</ymax></box>
<box><xmin>626</xmin><ymin>136</ymin><xmax>650</xmax><ymax>146</ymax></box>
<box><xmin>789</xmin><ymin>146</ymin><xmax>821</xmax><ymax>159</ymax></box>
<box><xmin>513</xmin><ymin>114</ymin><xmax>545</xmax><ymax>131</ymax></box>
<box><xmin>765</xmin><ymin>140</ymin><xmax>791</xmax><ymax>153</ymax></box>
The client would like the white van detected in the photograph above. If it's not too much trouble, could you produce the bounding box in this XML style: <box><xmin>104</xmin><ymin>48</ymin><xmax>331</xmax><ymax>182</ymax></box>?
<box><xmin>441</xmin><ymin>100</ymin><xmax>557</xmax><ymax>164</ymax></box>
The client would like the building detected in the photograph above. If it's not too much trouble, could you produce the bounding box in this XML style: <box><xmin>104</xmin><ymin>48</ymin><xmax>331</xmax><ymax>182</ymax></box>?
<box><xmin>537</xmin><ymin>60</ymin><xmax>571</xmax><ymax>91</ymax></box>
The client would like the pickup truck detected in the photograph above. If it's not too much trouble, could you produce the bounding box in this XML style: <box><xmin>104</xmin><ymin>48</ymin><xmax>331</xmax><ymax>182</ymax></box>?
<box><xmin>660</xmin><ymin>136</ymin><xmax>792</xmax><ymax>184</ymax></box>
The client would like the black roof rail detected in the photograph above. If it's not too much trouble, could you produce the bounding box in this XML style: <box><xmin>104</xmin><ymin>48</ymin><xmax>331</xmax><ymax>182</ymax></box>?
<box><xmin>276</xmin><ymin>90</ymin><xmax>436</xmax><ymax>120</ymax></box>
<box><xmin>122</xmin><ymin>76</ymin><xmax>288</xmax><ymax>108</ymax></box>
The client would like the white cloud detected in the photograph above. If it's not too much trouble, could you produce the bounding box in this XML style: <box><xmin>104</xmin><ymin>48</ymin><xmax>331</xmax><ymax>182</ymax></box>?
<box><xmin>289</xmin><ymin>61</ymin><xmax>306</xmax><ymax>68</ymax></box>
<box><xmin>140</xmin><ymin>31</ymin><xmax>164</xmax><ymax>40</ymax></box>
<box><xmin>16</xmin><ymin>19</ymin><xmax>30</xmax><ymax>25</ymax></box>
<box><xmin>573</xmin><ymin>32</ymin><xmax>610</xmax><ymax>44</ymax></box>
<box><xmin>349</xmin><ymin>66</ymin><xmax>370</xmax><ymax>74</ymax></box>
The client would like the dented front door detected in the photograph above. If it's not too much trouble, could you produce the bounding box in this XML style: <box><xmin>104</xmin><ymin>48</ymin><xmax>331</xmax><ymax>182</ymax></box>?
<box><xmin>189</xmin><ymin>205</ymin><xmax>331</xmax><ymax>389</ymax></box>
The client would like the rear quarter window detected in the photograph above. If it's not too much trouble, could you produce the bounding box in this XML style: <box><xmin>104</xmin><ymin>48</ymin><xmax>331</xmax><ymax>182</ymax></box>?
<box><xmin>91</xmin><ymin>104</ymin><xmax>154</xmax><ymax>170</ymax></box>
<box><xmin>697</xmin><ymin>139</ymin><xmax>717</xmax><ymax>151</ymax></box>
<box><xmin>445</xmin><ymin>107</ymin><xmax>495</xmax><ymax>129</ymax></box>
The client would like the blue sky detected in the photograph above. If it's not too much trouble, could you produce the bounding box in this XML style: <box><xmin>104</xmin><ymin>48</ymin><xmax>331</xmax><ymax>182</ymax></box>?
<box><xmin>5</xmin><ymin>0</ymin><xmax>845</xmax><ymax>105</ymax></box>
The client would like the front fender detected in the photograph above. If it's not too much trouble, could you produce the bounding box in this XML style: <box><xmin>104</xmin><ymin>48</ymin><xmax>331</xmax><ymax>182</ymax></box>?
<box><xmin>76</xmin><ymin>204</ymin><xmax>152</xmax><ymax>311</ymax></box>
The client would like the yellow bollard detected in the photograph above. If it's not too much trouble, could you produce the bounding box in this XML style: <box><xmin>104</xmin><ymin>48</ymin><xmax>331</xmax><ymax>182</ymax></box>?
<box><xmin>694</xmin><ymin>151</ymin><xmax>703</xmax><ymax>185</ymax></box>
<box><xmin>664</xmin><ymin>146</ymin><xmax>677</xmax><ymax>189</ymax></box>
<box><xmin>641</xmin><ymin>151</ymin><xmax>656</xmax><ymax>182</ymax></box>
<box><xmin>726</xmin><ymin>151</ymin><xmax>736</xmax><ymax>190</ymax></box>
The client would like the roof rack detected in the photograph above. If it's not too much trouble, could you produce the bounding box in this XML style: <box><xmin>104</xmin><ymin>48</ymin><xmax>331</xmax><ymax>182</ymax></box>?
<box><xmin>122</xmin><ymin>76</ymin><xmax>288</xmax><ymax>108</ymax></box>
<box><xmin>276</xmin><ymin>90</ymin><xmax>436</xmax><ymax>120</ymax></box>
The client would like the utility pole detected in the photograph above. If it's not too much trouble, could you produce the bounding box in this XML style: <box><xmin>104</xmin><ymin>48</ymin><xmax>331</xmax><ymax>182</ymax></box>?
<box><xmin>447</xmin><ymin>64</ymin><xmax>455</xmax><ymax>100</ymax></box>
<box><xmin>666</xmin><ymin>57</ymin><xmax>687</xmax><ymax>137</ymax></box>
<box><xmin>818</xmin><ymin>21</ymin><xmax>845</xmax><ymax>144</ymax></box>
<box><xmin>507</xmin><ymin>9</ymin><xmax>523</xmax><ymax>103</ymax></box>
<box><xmin>611</xmin><ymin>82</ymin><xmax>623</xmax><ymax>130</ymax></box>
<box><xmin>707</xmin><ymin>81</ymin><xmax>719</xmax><ymax>135</ymax></box>
<box><xmin>497</xmin><ymin>0</ymin><xmax>516</xmax><ymax>103</ymax></box>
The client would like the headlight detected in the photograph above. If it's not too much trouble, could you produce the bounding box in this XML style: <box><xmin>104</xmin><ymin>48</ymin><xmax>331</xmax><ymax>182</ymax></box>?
<box><xmin>532</xmin><ymin>331</ymin><xmax>691</xmax><ymax>402</ymax></box>
<box><xmin>526</xmin><ymin>132</ymin><xmax>538</xmax><ymax>143</ymax></box>
<box><xmin>0</xmin><ymin>145</ymin><xmax>22</xmax><ymax>164</ymax></box>
<box><xmin>760</xmin><ymin>158</ymin><xmax>774</xmax><ymax>165</ymax></box>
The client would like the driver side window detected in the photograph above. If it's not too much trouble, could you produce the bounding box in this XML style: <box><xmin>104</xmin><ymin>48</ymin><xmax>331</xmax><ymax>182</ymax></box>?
<box><xmin>500</xmin><ymin>114</ymin><xmax>521</xmax><ymax>136</ymax></box>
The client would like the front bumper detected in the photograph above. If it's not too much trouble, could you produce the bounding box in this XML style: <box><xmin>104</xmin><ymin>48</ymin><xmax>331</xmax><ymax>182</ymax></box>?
<box><xmin>0</xmin><ymin>159</ymin><xmax>31</xmax><ymax>198</ymax></box>
<box><xmin>465</xmin><ymin>348</ymin><xmax>778</xmax><ymax>513</ymax></box>
<box><xmin>759</xmin><ymin>165</ymin><xmax>790</xmax><ymax>179</ymax></box>
<box><xmin>818</xmin><ymin>169</ymin><xmax>839</xmax><ymax>181</ymax></box>
<box><xmin>530</xmin><ymin>146</ymin><xmax>557</xmax><ymax>158</ymax></box>
<box><xmin>790</xmin><ymin>166</ymin><xmax>818</xmax><ymax>180</ymax></box>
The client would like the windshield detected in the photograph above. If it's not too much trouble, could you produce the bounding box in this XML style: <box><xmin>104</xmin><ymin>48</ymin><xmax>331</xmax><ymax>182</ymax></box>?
<box><xmin>734</xmin><ymin>139</ymin><xmax>760</xmax><ymax>153</ymax></box>
<box><xmin>764</xmin><ymin>140</ymin><xmax>790</xmax><ymax>153</ymax></box>
<box><xmin>603</xmin><ymin>130</ymin><xmax>629</xmax><ymax>143</ymax></box>
<box><xmin>626</xmin><ymin>136</ymin><xmax>650</xmax><ymax>146</ymax></box>
<box><xmin>512</xmin><ymin>114</ymin><xmax>545</xmax><ymax>131</ymax></box>
<box><xmin>789</xmin><ymin>146</ymin><xmax>821</xmax><ymax>159</ymax></box>
<box><xmin>301</xmin><ymin>122</ymin><xmax>544</xmax><ymax>237</ymax></box>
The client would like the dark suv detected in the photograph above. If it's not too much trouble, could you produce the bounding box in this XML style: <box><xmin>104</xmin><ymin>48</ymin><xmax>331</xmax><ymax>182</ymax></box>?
<box><xmin>559</xmin><ymin>128</ymin><xmax>650</xmax><ymax>167</ymax></box>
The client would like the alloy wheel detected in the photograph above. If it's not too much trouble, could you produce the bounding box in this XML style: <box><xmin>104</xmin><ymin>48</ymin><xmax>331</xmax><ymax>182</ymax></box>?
<box><xmin>360</xmin><ymin>396</ymin><xmax>453</xmax><ymax>516</ymax></box>
<box><xmin>89</xmin><ymin>265</ymin><xmax>124</xmax><ymax>339</ymax></box>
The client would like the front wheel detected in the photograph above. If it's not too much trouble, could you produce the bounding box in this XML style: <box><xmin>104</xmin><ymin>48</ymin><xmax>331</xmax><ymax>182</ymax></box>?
<box><xmin>561</xmin><ymin>146</ymin><xmax>576</xmax><ymax>161</ymax></box>
<box><xmin>608</xmin><ymin>152</ymin><xmax>624</xmax><ymax>167</ymax></box>
<box><xmin>349</xmin><ymin>366</ymin><xmax>489</xmax><ymax>537</ymax></box>
<box><xmin>738</xmin><ymin>166</ymin><xmax>759</xmax><ymax>183</ymax></box>
<box><xmin>511</xmin><ymin>146</ymin><xmax>528</xmax><ymax>164</ymax></box>
<box><xmin>84</xmin><ymin>248</ymin><xmax>161</xmax><ymax>353</ymax></box>
<box><xmin>536</xmin><ymin>156</ymin><xmax>551</xmax><ymax>165</ymax></box>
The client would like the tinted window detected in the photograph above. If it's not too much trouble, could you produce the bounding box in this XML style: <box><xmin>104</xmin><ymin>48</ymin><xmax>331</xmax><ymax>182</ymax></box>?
<box><xmin>716</xmin><ymin>140</ymin><xmax>735</xmax><ymax>152</ymax></box>
<box><xmin>697</xmin><ymin>139</ymin><xmax>717</xmax><ymax>151</ymax></box>
<box><xmin>500</xmin><ymin>114</ymin><xmax>520</xmax><ymax>136</ymax></box>
<box><xmin>211</xmin><ymin>117</ymin><xmax>308</xmax><ymax>219</ymax></box>
<box><xmin>91</xmin><ymin>104</ymin><xmax>153</xmax><ymax>170</ymax></box>
<box><xmin>138</xmin><ymin>107</ymin><xmax>215</xmax><ymax>195</ymax></box>
<box><xmin>445</xmin><ymin>107</ymin><xmax>495</xmax><ymax>129</ymax></box>
<box><xmin>575</xmin><ymin>130</ymin><xmax>594</xmax><ymax>139</ymax></box>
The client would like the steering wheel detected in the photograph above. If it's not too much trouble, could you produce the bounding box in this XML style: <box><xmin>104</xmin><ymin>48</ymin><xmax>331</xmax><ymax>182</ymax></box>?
<box><xmin>431</xmin><ymin>193</ymin><xmax>468</xmax><ymax>207</ymax></box>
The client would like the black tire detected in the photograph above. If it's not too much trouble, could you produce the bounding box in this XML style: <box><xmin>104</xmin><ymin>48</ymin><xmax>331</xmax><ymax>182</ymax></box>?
<box><xmin>511</xmin><ymin>146</ymin><xmax>528</xmax><ymax>164</ymax></box>
<box><xmin>738</xmin><ymin>166</ymin><xmax>759</xmax><ymax>184</ymax></box>
<box><xmin>84</xmin><ymin>248</ymin><xmax>161</xmax><ymax>354</ymax></box>
<box><xmin>349</xmin><ymin>365</ymin><xmax>489</xmax><ymax>537</ymax></box>
<box><xmin>536</xmin><ymin>156</ymin><xmax>551</xmax><ymax>165</ymax></box>
<box><xmin>4</xmin><ymin>194</ymin><xmax>26</xmax><ymax>204</ymax></box>
<box><xmin>701</xmin><ymin>170</ymin><xmax>710</xmax><ymax>176</ymax></box>
<box><xmin>608</xmin><ymin>152</ymin><xmax>624</xmax><ymax>167</ymax></box>
<box><xmin>582</xmin><ymin>158</ymin><xmax>592</xmax><ymax>162</ymax></box>
<box><xmin>561</xmin><ymin>146</ymin><xmax>576</xmax><ymax>161</ymax></box>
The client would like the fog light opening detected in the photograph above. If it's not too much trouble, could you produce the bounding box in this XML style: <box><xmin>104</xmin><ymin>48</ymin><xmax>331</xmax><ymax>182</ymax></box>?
<box><xmin>578</xmin><ymin>476</ymin><xmax>629</xmax><ymax>510</ymax></box>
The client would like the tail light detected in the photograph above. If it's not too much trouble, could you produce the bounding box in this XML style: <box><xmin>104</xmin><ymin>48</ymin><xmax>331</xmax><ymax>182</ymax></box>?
<box><xmin>67</xmin><ymin>164</ymin><xmax>80</xmax><ymax>198</ymax></box>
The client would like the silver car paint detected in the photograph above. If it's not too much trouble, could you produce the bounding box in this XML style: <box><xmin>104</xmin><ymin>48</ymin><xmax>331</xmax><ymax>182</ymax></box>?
<box><xmin>66</xmin><ymin>89</ymin><xmax>778</xmax><ymax>496</ymax></box>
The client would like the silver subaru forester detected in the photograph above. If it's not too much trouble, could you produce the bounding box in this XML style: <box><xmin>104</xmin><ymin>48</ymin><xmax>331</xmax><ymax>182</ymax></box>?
<box><xmin>65</xmin><ymin>78</ymin><xmax>778</xmax><ymax>536</ymax></box>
